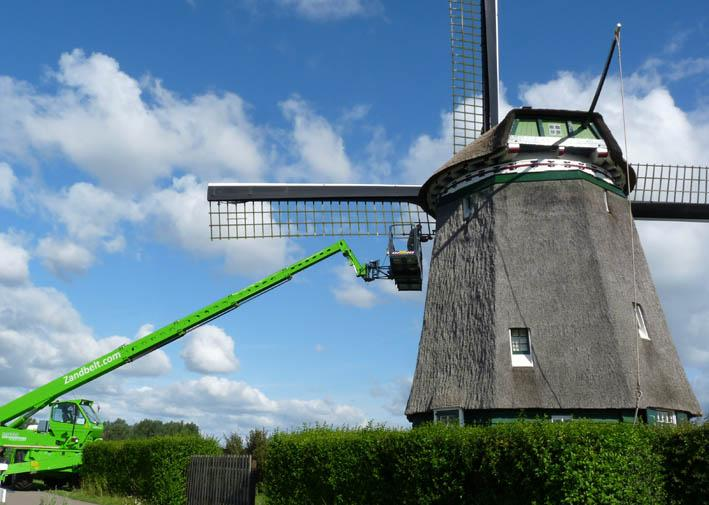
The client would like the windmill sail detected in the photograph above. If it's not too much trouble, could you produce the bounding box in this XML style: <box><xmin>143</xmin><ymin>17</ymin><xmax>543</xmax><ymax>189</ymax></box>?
<box><xmin>207</xmin><ymin>183</ymin><xmax>436</xmax><ymax>240</ymax></box>
<box><xmin>450</xmin><ymin>0</ymin><xmax>500</xmax><ymax>154</ymax></box>
<box><xmin>207</xmin><ymin>163</ymin><xmax>709</xmax><ymax>241</ymax></box>
<box><xmin>631</xmin><ymin>163</ymin><xmax>709</xmax><ymax>220</ymax></box>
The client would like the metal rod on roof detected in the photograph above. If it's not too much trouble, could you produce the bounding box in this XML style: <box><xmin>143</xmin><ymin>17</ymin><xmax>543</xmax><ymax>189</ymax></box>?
<box><xmin>588</xmin><ymin>23</ymin><xmax>622</xmax><ymax>115</ymax></box>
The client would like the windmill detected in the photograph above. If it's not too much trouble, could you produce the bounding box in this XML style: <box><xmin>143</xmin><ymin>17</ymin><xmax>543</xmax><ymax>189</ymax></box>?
<box><xmin>207</xmin><ymin>1</ymin><xmax>707</xmax><ymax>425</ymax></box>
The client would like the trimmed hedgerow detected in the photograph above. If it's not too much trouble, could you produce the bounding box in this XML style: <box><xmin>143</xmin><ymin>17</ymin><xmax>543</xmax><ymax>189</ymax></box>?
<box><xmin>653</xmin><ymin>423</ymin><xmax>708</xmax><ymax>505</ymax></box>
<box><xmin>82</xmin><ymin>435</ymin><xmax>220</xmax><ymax>505</ymax></box>
<box><xmin>264</xmin><ymin>422</ymin><xmax>669</xmax><ymax>505</ymax></box>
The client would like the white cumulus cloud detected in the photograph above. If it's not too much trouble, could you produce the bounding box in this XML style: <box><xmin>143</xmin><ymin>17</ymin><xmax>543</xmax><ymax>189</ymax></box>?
<box><xmin>279</xmin><ymin>97</ymin><xmax>354</xmax><ymax>182</ymax></box>
<box><xmin>36</xmin><ymin>237</ymin><xmax>95</xmax><ymax>278</ymax></box>
<box><xmin>0</xmin><ymin>50</ymin><xmax>265</xmax><ymax>193</ymax></box>
<box><xmin>181</xmin><ymin>325</ymin><xmax>240</xmax><ymax>374</ymax></box>
<box><xmin>120</xmin><ymin>375</ymin><xmax>366</xmax><ymax>434</ymax></box>
<box><xmin>0</xmin><ymin>233</ymin><xmax>29</xmax><ymax>285</ymax></box>
<box><xmin>144</xmin><ymin>175</ymin><xmax>294</xmax><ymax>276</ymax></box>
<box><xmin>401</xmin><ymin>111</ymin><xmax>452</xmax><ymax>184</ymax></box>
<box><xmin>0</xmin><ymin>162</ymin><xmax>17</xmax><ymax>208</ymax></box>
<box><xmin>276</xmin><ymin>0</ymin><xmax>382</xmax><ymax>21</ymax></box>
<box><xmin>518</xmin><ymin>71</ymin><xmax>709</xmax><ymax>166</ymax></box>
<box><xmin>332</xmin><ymin>263</ymin><xmax>376</xmax><ymax>308</ymax></box>
<box><xmin>43</xmin><ymin>182</ymin><xmax>143</xmax><ymax>245</ymax></box>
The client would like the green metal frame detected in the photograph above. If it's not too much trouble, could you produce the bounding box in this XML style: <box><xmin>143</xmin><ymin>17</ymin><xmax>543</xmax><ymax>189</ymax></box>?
<box><xmin>0</xmin><ymin>240</ymin><xmax>367</xmax><ymax>485</ymax></box>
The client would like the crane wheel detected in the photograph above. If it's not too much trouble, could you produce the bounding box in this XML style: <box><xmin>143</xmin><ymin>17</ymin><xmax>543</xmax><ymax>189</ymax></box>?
<box><xmin>10</xmin><ymin>473</ymin><xmax>33</xmax><ymax>491</ymax></box>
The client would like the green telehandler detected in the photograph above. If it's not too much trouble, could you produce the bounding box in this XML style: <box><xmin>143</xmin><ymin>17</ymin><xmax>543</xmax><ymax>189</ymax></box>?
<box><xmin>0</xmin><ymin>240</ymin><xmax>393</xmax><ymax>493</ymax></box>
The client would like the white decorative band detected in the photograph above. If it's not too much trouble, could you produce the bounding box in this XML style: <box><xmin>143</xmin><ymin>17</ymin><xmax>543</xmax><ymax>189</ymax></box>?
<box><xmin>437</xmin><ymin>159</ymin><xmax>618</xmax><ymax>201</ymax></box>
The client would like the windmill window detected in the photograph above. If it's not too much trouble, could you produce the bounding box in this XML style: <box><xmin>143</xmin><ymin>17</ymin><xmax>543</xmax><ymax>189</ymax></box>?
<box><xmin>551</xmin><ymin>415</ymin><xmax>572</xmax><ymax>423</ymax></box>
<box><xmin>548</xmin><ymin>123</ymin><xmax>563</xmax><ymax>136</ymax></box>
<box><xmin>463</xmin><ymin>194</ymin><xmax>475</xmax><ymax>219</ymax></box>
<box><xmin>434</xmin><ymin>408</ymin><xmax>464</xmax><ymax>426</ymax></box>
<box><xmin>655</xmin><ymin>410</ymin><xmax>676</xmax><ymax>425</ymax></box>
<box><xmin>634</xmin><ymin>303</ymin><xmax>650</xmax><ymax>340</ymax></box>
<box><xmin>510</xmin><ymin>328</ymin><xmax>533</xmax><ymax>367</ymax></box>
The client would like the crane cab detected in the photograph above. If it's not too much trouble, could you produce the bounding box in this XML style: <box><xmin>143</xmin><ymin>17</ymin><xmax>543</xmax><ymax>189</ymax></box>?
<box><xmin>41</xmin><ymin>400</ymin><xmax>104</xmax><ymax>446</ymax></box>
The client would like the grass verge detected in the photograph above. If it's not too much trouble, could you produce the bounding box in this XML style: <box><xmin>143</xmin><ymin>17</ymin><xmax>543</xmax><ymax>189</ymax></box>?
<box><xmin>49</xmin><ymin>489</ymin><xmax>145</xmax><ymax>505</ymax></box>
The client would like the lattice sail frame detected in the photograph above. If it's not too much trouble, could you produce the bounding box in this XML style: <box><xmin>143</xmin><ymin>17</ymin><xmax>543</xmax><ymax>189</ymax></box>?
<box><xmin>631</xmin><ymin>164</ymin><xmax>709</xmax><ymax>205</ymax></box>
<box><xmin>450</xmin><ymin>0</ymin><xmax>499</xmax><ymax>154</ymax></box>
<box><xmin>207</xmin><ymin>165</ymin><xmax>709</xmax><ymax>241</ymax></box>
<box><xmin>208</xmin><ymin>184</ymin><xmax>436</xmax><ymax>240</ymax></box>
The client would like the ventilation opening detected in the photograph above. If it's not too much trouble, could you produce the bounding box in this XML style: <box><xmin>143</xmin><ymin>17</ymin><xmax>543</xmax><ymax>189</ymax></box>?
<box><xmin>633</xmin><ymin>303</ymin><xmax>650</xmax><ymax>340</ymax></box>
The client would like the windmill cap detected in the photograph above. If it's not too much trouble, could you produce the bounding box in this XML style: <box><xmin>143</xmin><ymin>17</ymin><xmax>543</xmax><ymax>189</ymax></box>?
<box><xmin>418</xmin><ymin>108</ymin><xmax>636</xmax><ymax>216</ymax></box>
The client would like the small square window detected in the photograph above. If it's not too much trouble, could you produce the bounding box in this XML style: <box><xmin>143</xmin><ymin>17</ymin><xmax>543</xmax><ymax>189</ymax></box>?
<box><xmin>634</xmin><ymin>303</ymin><xmax>650</xmax><ymax>340</ymax></box>
<box><xmin>548</xmin><ymin>123</ymin><xmax>563</xmax><ymax>136</ymax></box>
<box><xmin>510</xmin><ymin>328</ymin><xmax>533</xmax><ymax>367</ymax></box>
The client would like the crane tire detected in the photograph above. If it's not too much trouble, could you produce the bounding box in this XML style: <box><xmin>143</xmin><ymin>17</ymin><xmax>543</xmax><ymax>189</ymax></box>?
<box><xmin>10</xmin><ymin>473</ymin><xmax>33</xmax><ymax>491</ymax></box>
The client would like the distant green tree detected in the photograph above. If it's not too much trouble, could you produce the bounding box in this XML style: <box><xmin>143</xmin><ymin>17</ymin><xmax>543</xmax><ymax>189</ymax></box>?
<box><xmin>103</xmin><ymin>418</ymin><xmax>200</xmax><ymax>439</ymax></box>
<box><xmin>132</xmin><ymin>419</ymin><xmax>163</xmax><ymax>438</ymax></box>
<box><xmin>224</xmin><ymin>432</ymin><xmax>245</xmax><ymax>455</ymax></box>
<box><xmin>246</xmin><ymin>428</ymin><xmax>269</xmax><ymax>482</ymax></box>
<box><xmin>103</xmin><ymin>418</ymin><xmax>131</xmax><ymax>440</ymax></box>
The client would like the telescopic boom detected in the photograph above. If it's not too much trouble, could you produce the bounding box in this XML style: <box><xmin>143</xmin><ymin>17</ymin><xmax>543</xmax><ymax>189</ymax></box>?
<box><xmin>0</xmin><ymin>240</ymin><xmax>367</xmax><ymax>429</ymax></box>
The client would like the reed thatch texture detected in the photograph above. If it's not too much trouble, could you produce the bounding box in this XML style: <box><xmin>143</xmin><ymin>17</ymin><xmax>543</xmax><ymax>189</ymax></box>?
<box><xmin>406</xmin><ymin>179</ymin><xmax>701</xmax><ymax>420</ymax></box>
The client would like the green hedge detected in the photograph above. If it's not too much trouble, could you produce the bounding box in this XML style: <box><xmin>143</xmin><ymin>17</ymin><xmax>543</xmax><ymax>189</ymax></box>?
<box><xmin>82</xmin><ymin>435</ymin><xmax>221</xmax><ymax>505</ymax></box>
<box><xmin>654</xmin><ymin>424</ymin><xmax>708</xmax><ymax>504</ymax></box>
<box><xmin>265</xmin><ymin>422</ymin><xmax>708</xmax><ymax>505</ymax></box>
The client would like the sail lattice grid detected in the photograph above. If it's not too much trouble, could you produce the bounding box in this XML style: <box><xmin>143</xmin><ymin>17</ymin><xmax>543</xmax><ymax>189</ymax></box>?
<box><xmin>450</xmin><ymin>0</ymin><xmax>485</xmax><ymax>154</ymax></box>
<box><xmin>209</xmin><ymin>200</ymin><xmax>436</xmax><ymax>240</ymax></box>
<box><xmin>631</xmin><ymin>164</ymin><xmax>709</xmax><ymax>204</ymax></box>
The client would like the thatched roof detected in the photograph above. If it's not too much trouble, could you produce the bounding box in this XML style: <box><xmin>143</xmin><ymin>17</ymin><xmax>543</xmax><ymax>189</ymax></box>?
<box><xmin>418</xmin><ymin>108</ymin><xmax>637</xmax><ymax>215</ymax></box>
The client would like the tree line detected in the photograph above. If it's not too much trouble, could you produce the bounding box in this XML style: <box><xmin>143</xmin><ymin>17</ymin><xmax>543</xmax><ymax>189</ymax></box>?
<box><xmin>103</xmin><ymin>418</ymin><xmax>200</xmax><ymax>440</ymax></box>
<box><xmin>102</xmin><ymin>418</ymin><xmax>269</xmax><ymax>476</ymax></box>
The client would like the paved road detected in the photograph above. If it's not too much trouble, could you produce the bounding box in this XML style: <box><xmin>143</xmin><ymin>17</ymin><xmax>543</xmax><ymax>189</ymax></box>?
<box><xmin>2</xmin><ymin>490</ymin><xmax>98</xmax><ymax>505</ymax></box>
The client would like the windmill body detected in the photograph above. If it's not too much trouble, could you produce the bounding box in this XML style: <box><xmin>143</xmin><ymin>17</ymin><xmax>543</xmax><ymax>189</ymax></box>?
<box><xmin>406</xmin><ymin>107</ymin><xmax>701</xmax><ymax>425</ymax></box>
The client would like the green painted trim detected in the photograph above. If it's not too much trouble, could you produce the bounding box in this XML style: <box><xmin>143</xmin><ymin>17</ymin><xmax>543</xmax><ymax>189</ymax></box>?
<box><xmin>412</xmin><ymin>408</ymin><xmax>698</xmax><ymax>427</ymax></box>
<box><xmin>438</xmin><ymin>169</ymin><xmax>627</xmax><ymax>208</ymax></box>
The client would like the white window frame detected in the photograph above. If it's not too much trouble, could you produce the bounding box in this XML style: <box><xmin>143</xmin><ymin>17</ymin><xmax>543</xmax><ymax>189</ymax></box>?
<box><xmin>551</xmin><ymin>414</ymin><xmax>572</xmax><ymax>423</ymax></box>
<box><xmin>433</xmin><ymin>407</ymin><xmax>464</xmax><ymax>426</ymax></box>
<box><xmin>634</xmin><ymin>303</ymin><xmax>650</xmax><ymax>341</ymax></box>
<box><xmin>655</xmin><ymin>409</ymin><xmax>676</xmax><ymax>425</ymax></box>
<box><xmin>509</xmin><ymin>328</ymin><xmax>533</xmax><ymax>367</ymax></box>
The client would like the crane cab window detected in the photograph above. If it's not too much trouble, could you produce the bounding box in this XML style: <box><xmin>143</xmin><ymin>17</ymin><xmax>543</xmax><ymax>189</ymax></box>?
<box><xmin>81</xmin><ymin>404</ymin><xmax>100</xmax><ymax>424</ymax></box>
<box><xmin>51</xmin><ymin>403</ymin><xmax>85</xmax><ymax>425</ymax></box>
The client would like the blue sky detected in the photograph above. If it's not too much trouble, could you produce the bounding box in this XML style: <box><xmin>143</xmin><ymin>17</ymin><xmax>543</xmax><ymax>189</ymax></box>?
<box><xmin>0</xmin><ymin>0</ymin><xmax>707</xmax><ymax>435</ymax></box>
